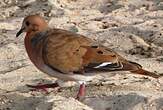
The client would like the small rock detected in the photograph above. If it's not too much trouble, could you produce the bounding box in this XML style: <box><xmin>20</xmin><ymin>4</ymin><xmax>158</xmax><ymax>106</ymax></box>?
<box><xmin>129</xmin><ymin>34</ymin><xmax>150</xmax><ymax>47</ymax></box>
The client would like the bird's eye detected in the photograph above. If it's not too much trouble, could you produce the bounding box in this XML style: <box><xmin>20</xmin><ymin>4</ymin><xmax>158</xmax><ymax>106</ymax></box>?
<box><xmin>26</xmin><ymin>21</ymin><xmax>30</xmax><ymax>26</ymax></box>
<box><xmin>91</xmin><ymin>45</ymin><xmax>98</xmax><ymax>48</ymax></box>
<box><xmin>97</xmin><ymin>50</ymin><xmax>103</xmax><ymax>54</ymax></box>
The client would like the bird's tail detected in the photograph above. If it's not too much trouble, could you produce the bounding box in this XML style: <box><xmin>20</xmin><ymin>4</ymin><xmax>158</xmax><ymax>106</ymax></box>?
<box><xmin>130</xmin><ymin>68</ymin><xmax>161</xmax><ymax>78</ymax></box>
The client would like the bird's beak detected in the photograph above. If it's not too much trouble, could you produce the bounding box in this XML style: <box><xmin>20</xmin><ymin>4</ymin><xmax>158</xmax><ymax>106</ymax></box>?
<box><xmin>16</xmin><ymin>27</ymin><xmax>25</xmax><ymax>37</ymax></box>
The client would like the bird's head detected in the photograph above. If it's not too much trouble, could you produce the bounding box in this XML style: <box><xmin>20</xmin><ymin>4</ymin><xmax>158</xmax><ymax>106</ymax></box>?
<box><xmin>16</xmin><ymin>15</ymin><xmax>48</xmax><ymax>37</ymax></box>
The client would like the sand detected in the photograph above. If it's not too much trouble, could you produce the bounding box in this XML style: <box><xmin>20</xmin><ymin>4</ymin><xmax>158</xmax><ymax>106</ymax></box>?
<box><xmin>0</xmin><ymin>0</ymin><xmax>163</xmax><ymax>110</ymax></box>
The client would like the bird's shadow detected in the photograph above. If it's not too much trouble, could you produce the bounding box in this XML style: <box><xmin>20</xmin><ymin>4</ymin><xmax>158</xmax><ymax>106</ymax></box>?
<box><xmin>0</xmin><ymin>92</ymin><xmax>53</xmax><ymax>110</ymax></box>
<box><xmin>83</xmin><ymin>93</ymin><xmax>148</xmax><ymax>110</ymax></box>
<box><xmin>154</xmin><ymin>98</ymin><xmax>163</xmax><ymax>110</ymax></box>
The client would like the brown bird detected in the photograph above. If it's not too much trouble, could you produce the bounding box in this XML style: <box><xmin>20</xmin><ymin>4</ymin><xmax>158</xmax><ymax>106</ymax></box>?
<box><xmin>16</xmin><ymin>15</ymin><xmax>161</xmax><ymax>100</ymax></box>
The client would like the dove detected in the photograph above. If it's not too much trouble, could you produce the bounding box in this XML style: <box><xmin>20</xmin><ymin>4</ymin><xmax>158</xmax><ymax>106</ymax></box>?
<box><xmin>16</xmin><ymin>15</ymin><xmax>161</xmax><ymax>100</ymax></box>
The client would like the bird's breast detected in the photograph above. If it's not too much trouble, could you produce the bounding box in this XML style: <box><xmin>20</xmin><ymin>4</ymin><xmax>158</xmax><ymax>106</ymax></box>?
<box><xmin>24</xmin><ymin>35</ymin><xmax>45</xmax><ymax>70</ymax></box>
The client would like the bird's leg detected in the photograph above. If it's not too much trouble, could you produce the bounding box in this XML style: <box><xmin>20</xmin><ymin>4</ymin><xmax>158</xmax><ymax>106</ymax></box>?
<box><xmin>76</xmin><ymin>83</ymin><xmax>86</xmax><ymax>101</ymax></box>
<box><xmin>26</xmin><ymin>82</ymin><xmax>59</xmax><ymax>94</ymax></box>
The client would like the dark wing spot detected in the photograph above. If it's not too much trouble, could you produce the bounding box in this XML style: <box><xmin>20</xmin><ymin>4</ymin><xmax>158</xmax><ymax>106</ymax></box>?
<box><xmin>97</xmin><ymin>50</ymin><xmax>103</xmax><ymax>54</ymax></box>
<box><xmin>91</xmin><ymin>45</ymin><xmax>98</xmax><ymax>48</ymax></box>
<box><xmin>111</xmin><ymin>55</ymin><xmax>116</xmax><ymax>57</ymax></box>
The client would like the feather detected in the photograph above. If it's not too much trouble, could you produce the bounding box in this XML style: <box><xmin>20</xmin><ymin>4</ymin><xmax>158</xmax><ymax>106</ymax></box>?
<box><xmin>94</xmin><ymin>62</ymin><xmax>112</xmax><ymax>68</ymax></box>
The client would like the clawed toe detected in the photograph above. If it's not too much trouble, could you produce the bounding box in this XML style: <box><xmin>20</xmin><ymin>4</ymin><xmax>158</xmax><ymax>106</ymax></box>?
<box><xmin>26</xmin><ymin>82</ymin><xmax>59</xmax><ymax>94</ymax></box>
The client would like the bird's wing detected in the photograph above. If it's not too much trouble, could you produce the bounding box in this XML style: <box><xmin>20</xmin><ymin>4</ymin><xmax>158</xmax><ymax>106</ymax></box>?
<box><xmin>41</xmin><ymin>29</ymin><xmax>142</xmax><ymax>74</ymax></box>
<box><xmin>80</xmin><ymin>45</ymin><xmax>141</xmax><ymax>73</ymax></box>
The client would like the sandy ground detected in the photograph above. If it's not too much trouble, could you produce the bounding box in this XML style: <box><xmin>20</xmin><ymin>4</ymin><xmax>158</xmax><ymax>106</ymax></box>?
<box><xmin>0</xmin><ymin>0</ymin><xmax>163</xmax><ymax>110</ymax></box>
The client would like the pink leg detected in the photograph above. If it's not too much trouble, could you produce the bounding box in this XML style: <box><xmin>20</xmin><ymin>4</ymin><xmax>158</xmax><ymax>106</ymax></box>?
<box><xmin>76</xmin><ymin>83</ymin><xmax>86</xmax><ymax>101</ymax></box>
<box><xmin>26</xmin><ymin>82</ymin><xmax>59</xmax><ymax>94</ymax></box>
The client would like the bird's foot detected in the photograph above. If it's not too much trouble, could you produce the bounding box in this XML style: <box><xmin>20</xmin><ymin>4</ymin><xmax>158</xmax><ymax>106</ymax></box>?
<box><xmin>76</xmin><ymin>83</ymin><xmax>85</xmax><ymax>101</ymax></box>
<box><xmin>26</xmin><ymin>82</ymin><xmax>59</xmax><ymax>94</ymax></box>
